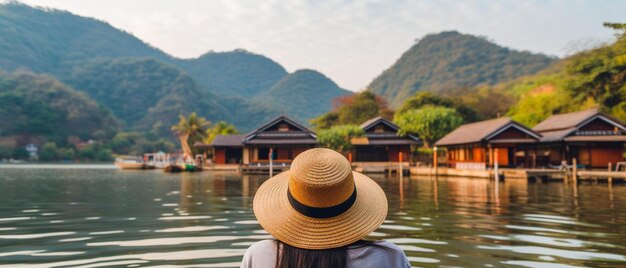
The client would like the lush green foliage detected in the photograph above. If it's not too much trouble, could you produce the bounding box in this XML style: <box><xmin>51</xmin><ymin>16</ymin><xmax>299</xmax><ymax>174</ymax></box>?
<box><xmin>310</xmin><ymin>92</ymin><xmax>392</xmax><ymax>130</ymax></box>
<box><xmin>109</xmin><ymin>132</ymin><xmax>176</xmax><ymax>156</ymax></box>
<box><xmin>394</xmin><ymin>106</ymin><xmax>463</xmax><ymax>147</ymax></box>
<box><xmin>0</xmin><ymin>2</ymin><xmax>169</xmax><ymax>74</ymax></box>
<box><xmin>0</xmin><ymin>71</ymin><xmax>119</xmax><ymax>143</ymax></box>
<box><xmin>59</xmin><ymin>57</ymin><xmax>228</xmax><ymax>135</ymax></box>
<box><xmin>368</xmin><ymin>31</ymin><xmax>555</xmax><ymax>107</ymax></box>
<box><xmin>506</xmin><ymin>24</ymin><xmax>626</xmax><ymax>125</ymax></box>
<box><xmin>317</xmin><ymin>125</ymin><xmax>364</xmax><ymax>151</ymax></box>
<box><xmin>205</xmin><ymin>121</ymin><xmax>239</xmax><ymax>144</ymax></box>
<box><xmin>397</xmin><ymin>92</ymin><xmax>479</xmax><ymax>122</ymax></box>
<box><xmin>171</xmin><ymin>113</ymin><xmax>211</xmax><ymax>156</ymax></box>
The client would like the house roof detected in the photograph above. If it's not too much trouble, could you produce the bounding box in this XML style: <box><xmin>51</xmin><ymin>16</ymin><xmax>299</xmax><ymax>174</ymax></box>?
<box><xmin>533</xmin><ymin>108</ymin><xmax>626</xmax><ymax>142</ymax></box>
<box><xmin>436</xmin><ymin>117</ymin><xmax>540</xmax><ymax>146</ymax></box>
<box><xmin>210</xmin><ymin>134</ymin><xmax>245</xmax><ymax>147</ymax></box>
<box><xmin>533</xmin><ymin>108</ymin><xmax>600</xmax><ymax>132</ymax></box>
<box><xmin>243</xmin><ymin>115</ymin><xmax>317</xmax><ymax>145</ymax></box>
<box><xmin>359</xmin><ymin>116</ymin><xmax>421</xmax><ymax>144</ymax></box>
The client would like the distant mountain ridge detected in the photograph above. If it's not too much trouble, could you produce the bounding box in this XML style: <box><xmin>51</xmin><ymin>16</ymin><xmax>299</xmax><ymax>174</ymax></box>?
<box><xmin>0</xmin><ymin>2</ymin><xmax>349</xmax><ymax>135</ymax></box>
<box><xmin>257</xmin><ymin>69</ymin><xmax>351</xmax><ymax>123</ymax></box>
<box><xmin>175</xmin><ymin>50</ymin><xmax>288</xmax><ymax>97</ymax></box>
<box><xmin>367</xmin><ymin>31</ymin><xmax>556</xmax><ymax>107</ymax></box>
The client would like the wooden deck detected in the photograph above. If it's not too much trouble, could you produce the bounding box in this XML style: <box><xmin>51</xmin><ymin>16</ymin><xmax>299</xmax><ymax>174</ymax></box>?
<box><xmin>410</xmin><ymin>167</ymin><xmax>494</xmax><ymax>178</ymax></box>
<box><xmin>410</xmin><ymin>166</ymin><xmax>626</xmax><ymax>183</ymax></box>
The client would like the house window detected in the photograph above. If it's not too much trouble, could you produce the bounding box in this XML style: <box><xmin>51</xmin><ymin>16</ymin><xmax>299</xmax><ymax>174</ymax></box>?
<box><xmin>278</xmin><ymin>123</ymin><xmax>289</xmax><ymax>132</ymax></box>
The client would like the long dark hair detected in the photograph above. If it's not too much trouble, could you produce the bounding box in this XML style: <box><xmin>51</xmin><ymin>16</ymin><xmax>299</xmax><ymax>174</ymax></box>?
<box><xmin>275</xmin><ymin>240</ymin><xmax>388</xmax><ymax>268</ymax></box>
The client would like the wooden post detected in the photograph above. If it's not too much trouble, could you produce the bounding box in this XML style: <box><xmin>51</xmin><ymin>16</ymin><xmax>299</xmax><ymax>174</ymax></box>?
<box><xmin>572</xmin><ymin>158</ymin><xmax>577</xmax><ymax>184</ymax></box>
<box><xmin>398</xmin><ymin>152</ymin><xmax>403</xmax><ymax>179</ymax></box>
<box><xmin>494</xmin><ymin>148</ymin><xmax>499</xmax><ymax>181</ymax></box>
<box><xmin>269</xmin><ymin>148</ymin><xmax>273</xmax><ymax>178</ymax></box>
<box><xmin>608</xmin><ymin>162</ymin><xmax>613</xmax><ymax>185</ymax></box>
<box><xmin>433</xmin><ymin>146</ymin><xmax>438</xmax><ymax>177</ymax></box>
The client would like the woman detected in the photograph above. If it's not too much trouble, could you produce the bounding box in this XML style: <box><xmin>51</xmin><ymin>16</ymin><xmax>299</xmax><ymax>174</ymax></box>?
<box><xmin>242</xmin><ymin>148</ymin><xmax>410</xmax><ymax>268</ymax></box>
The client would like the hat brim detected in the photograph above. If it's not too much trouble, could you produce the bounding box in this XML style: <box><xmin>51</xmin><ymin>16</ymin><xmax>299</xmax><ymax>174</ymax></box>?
<box><xmin>253</xmin><ymin>170</ymin><xmax>388</xmax><ymax>250</ymax></box>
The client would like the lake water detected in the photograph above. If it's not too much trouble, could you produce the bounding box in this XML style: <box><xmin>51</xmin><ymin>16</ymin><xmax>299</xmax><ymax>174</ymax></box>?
<box><xmin>0</xmin><ymin>165</ymin><xmax>625</xmax><ymax>267</ymax></box>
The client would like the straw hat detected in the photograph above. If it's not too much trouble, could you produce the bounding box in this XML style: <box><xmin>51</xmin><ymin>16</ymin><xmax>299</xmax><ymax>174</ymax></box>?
<box><xmin>253</xmin><ymin>148</ymin><xmax>388</xmax><ymax>250</ymax></box>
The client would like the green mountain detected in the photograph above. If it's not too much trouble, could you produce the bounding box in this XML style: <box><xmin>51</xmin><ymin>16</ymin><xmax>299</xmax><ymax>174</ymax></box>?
<box><xmin>0</xmin><ymin>71</ymin><xmax>119</xmax><ymax>143</ymax></box>
<box><xmin>0</xmin><ymin>2</ymin><xmax>170</xmax><ymax>74</ymax></box>
<box><xmin>256</xmin><ymin>69</ymin><xmax>351</xmax><ymax>123</ymax></box>
<box><xmin>176</xmin><ymin>50</ymin><xmax>288</xmax><ymax>97</ymax></box>
<box><xmin>59</xmin><ymin>57</ymin><xmax>228</xmax><ymax>135</ymax></box>
<box><xmin>367</xmin><ymin>31</ymin><xmax>556</xmax><ymax>107</ymax></box>
<box><xmin>0</xmin><ymin>2</ymin><xmax>349</xmax><ymax>134</ymax></box>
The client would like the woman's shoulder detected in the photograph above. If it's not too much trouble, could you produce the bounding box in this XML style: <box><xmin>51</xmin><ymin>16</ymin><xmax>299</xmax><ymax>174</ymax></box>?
<box><xmin>347</xmin><ymin>240</ymin><xmax>410</xmax><ymax>267</ymax></box>
<box><xmin>246</xmin><ymin>239</ymin><xmax>276</xmax><ymax>255</ymax></box>
<box><xmin>241</xmin><ymin>240</ymin><xmax>278</xmax><ymax>268</ymax></box>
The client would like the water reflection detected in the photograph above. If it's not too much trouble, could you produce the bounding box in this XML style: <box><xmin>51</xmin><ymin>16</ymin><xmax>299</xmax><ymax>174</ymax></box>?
<box><xmin>0</xmin><ymin>167</ymin><xmax>625</xmax><ymax>267</ymax></box>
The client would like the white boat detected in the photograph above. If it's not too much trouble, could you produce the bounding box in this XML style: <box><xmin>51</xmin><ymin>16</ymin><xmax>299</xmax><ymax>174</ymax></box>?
<box><xmin>115</xmin><ymin>157</ymin><xmax>151</xmax><ymax>170</ymax></box>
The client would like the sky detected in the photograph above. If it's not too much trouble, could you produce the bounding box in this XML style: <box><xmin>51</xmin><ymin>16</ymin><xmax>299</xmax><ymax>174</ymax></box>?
<box><xmin>11</xmin><ymin>0</ymin><xmax>626</xmax><ymax>91</ymax></box>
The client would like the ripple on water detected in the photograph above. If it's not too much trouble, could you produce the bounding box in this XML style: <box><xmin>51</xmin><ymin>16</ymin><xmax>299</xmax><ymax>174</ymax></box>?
<box><xmin>59</xmin><ymin>237</ymin><xmax>92</xmax><ymax>242</ymax></box>
<box><xmin>0</xmin><ymin>217</ymin><xmax>30</xmax><ymax>222</ymax></box>
<box><xmin>86</xmin><ymin>235</ymin><xmax>271</xmax><ymax>247</ymax></box>
<box><xmin>158</xmin><ymin>216</ymin><xmax>211</xmax><ymax>221</ymax></box>
<box><xmin>379</xmin><ymin>224</ymin><xmax>421</xmax><ymax>231</ymax></box>
<box><xmin>501</xmin><ymin>260</ymin><xmax>585</xmax><ymax>268</ymax></box>
<box><xmin>0</xmin><ymin>231</ymin><xmax>75</xmax><ymax>239</ymax></box>
<box><xmin>387</xmin><ymin>238</ymin><xmax>447</xmax><ymax>245</ymax></box>
<box><xmin>89</xmin><ymin>230</ymin><xmax>124</xmax><ymax>235</ymax></box>
<box><xmin>154</xmin><ymin>226</ymin><xmax>229</xmax><ymax>233</ymax></box>
<box><xmin>523</xmin><ymin>214</ymin><xmax>601</xmax><ymax>227</ymax></box>
<box><xmin>0</xmin><ymin>248</ymin><xmax>245</xmax><ymax>268</ymax></box>
<box><xmin>478</xmin><ymin>245</ymin><xmax>626</xmax><ymax>261</ymax></box>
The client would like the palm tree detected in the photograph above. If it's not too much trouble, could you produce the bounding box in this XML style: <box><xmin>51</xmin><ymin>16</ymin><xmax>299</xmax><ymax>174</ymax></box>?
<box><xmin>205</xmin><ymin>121</ymin><xmax>239</xmax><ymax>144</ymax></box>
<box><xmin>171</xmin><ymin>113</ymin><xmax>210</xmax><ymax>160</ymax></box>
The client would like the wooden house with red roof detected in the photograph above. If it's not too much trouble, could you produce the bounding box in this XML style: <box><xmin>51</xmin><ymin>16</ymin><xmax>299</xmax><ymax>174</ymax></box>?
<box><xmin>435</xmin><ymin>117</ymin><xmax>541</xmax><ymax>169</ymax></box>
<box><xmin>532</xmin><ymin>108</ymin><xmax>626</xmax><ymax>168</ymax></box>
<box><xmin>351</xmin><ymin>117</ymin><xmax>421</xmax><ymax>163</ymax></box>
<box><xmin>196</xmin><ymin>116</ymin><xmax>317</xmax><ymax>166</ymax></box>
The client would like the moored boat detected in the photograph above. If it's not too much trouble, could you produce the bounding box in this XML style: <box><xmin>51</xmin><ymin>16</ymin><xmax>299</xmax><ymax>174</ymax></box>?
<box><xmin>114</xmin><ymin>157</ymin><xmax>154</xmax><ymax>170</ymax></box>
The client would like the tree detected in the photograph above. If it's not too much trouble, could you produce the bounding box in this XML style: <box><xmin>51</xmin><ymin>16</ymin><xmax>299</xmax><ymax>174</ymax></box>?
<box><xmin>317</xmin><ymin>125</ymin><xmax>364</xmax><ymax>152</ymax></box>
<box><xmin>567</xmin><ymin>22</ymin><xmax>626</xmax><ymax>111</ymax></box>
<box><xmin>40</xmin><ymin>142</ymin><xmax>60</xmax><ymax>161</ymax></box>
<box><xmin>311</xmin><ymin>92</ymin><xmax>392</xmax><ymax>130</ymax></box>
<box><xmin>397</xmin><ymin>91</ymin><xmax>480</xmax><ymax>122</ymax></box>
<box><xmin>171</xmin><ymin>112</ymin><xmax>210</xmax><ymax>159</ymax></box>
<box><xmin>205</xmin><ymin>121</ymin><xmax>239</xmax><ymax>144</ymax></box>
<box><xmin>394</xmin><ymin>106</ymin><xmax>463</xmax><ymax>148</ymax></box>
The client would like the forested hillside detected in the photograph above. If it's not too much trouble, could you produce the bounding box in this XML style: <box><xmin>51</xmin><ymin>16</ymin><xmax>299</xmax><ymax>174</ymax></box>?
<box><xmin>59</xmin><ymin>57</ymin><xmax>228</xmax><ymax>135</ymax></box>
<box><xmin>504</xmin><ymin>23</ymin><xmax>626</xmax><ymax>126</ymax></box>
<box><xmin>0</xmin><ymin>3</ymin><xmax>170</xmax><ymax>74</ymax></box>
<box><xmin>0</xmin><ymin>71</ymin><xmax>119</xmax><ymax>143</ymax></box>
<box><xmin>0</xmin><ymin>2</ymin><xmax>348</xmax><ymax>136</ymax></box>
<box><xmin>367</xmin><ymin>31</ymin><xmax>556</xmax><ymax>107</ymax></box>
<box><xmin>175</xmin><ymin>50</ymin><xmax>288</xmax><ymax>97</ymax></box>
<box><xmin>256</xmin><ymin>70</ymin><xmax>351</xmax><ymax>123</ymax></box>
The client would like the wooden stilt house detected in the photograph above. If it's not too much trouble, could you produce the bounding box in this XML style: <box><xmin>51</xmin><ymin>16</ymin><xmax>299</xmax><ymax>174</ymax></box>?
<box><xmin>532</xmin><ymin>108</ymin><xmax>626</xmax><ymax>168</ymax></box>
<box><xmin>435</xmin><ymin>117</ymin><xmax>542</xmax><ymax>169</ymax></box>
